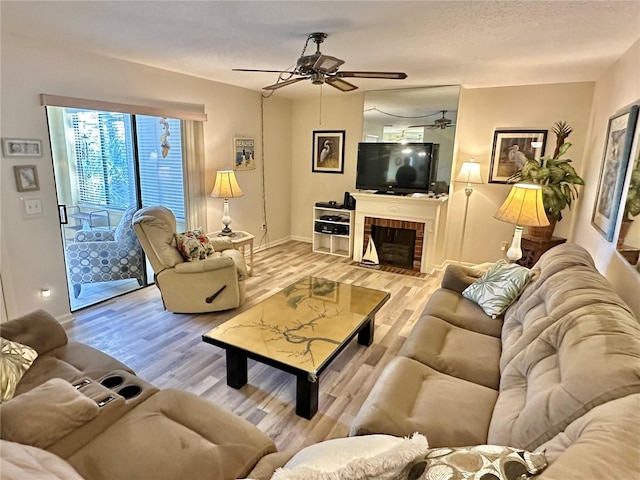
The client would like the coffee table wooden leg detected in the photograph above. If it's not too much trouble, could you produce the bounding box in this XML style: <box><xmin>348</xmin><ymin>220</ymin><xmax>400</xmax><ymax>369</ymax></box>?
<box><xmin>226</xmin><ymin>348</ymin><xmax>248</xmax><ymax>389</ymax></box>
<box><xmin>296</xmin><ymin>373</ymin><xmax>319</xmax><ymax>419</ymax></box>
<box><xmin>358</xmin><ymin>316</ymin><xmax>375</xmax><ymax>346</ymax></box>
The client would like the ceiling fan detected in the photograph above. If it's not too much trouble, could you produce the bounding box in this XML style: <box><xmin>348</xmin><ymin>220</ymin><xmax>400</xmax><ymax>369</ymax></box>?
<box><xmin>232</xmin><ymin>32</ymin><xmax>407</xmax><ymax>92</ymax></box>
<box><xmin>410</xmin><ymin>111</ymin><xmax>456</xmax><ymax>129</ymax></box>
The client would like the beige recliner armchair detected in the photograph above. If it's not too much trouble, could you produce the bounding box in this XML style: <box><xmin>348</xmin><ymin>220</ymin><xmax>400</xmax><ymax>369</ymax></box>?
<box><xmin>132</xmin><ymin>206</ymin><xmax>247</xmax><ymax>313</ymax></box>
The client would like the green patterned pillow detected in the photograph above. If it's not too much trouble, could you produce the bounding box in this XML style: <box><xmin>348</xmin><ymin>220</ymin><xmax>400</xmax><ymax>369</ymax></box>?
<box><xmin>0</xmin><ymin>337</ymin><xmax>38</xmax><ymax>402</ymax></box>
<box><xmin>408</xmin><ymin>445</ymin><xmax>546</xmax><ymax>480</ymax></box>
<box><xmin>462</xmin><ymin>260</ymin><xmax>534</xmax><ymax>318</ymax></box>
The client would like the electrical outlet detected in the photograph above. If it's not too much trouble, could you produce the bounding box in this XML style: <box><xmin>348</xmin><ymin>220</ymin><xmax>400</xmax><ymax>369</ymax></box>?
<box><xmin>262</xmin><ymin>223</ymin><xmax>267</xmax><ymax>231</ymax></box>
<box><xmin>500</xmin><ymin>241</ymin><xmax>509</xmax><ymax>251</ymax></box>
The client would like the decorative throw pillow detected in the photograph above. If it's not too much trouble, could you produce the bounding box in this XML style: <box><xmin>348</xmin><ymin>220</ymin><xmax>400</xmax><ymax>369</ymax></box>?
<box><xmin>271</xmin><ymin>433</ymin><xmax>429</xmax><ymax>480</ymax></box>
<box><xmin>462</xmin><ymin>260</ymin><xmax>534</xmax><ymax>318</ymax></box>
<box><xmin>408</xmin><ymin>445</ymin><xmax>547</xmax><ymax>480</ymax></box>
<box><xmin>0</xmin><ymin>378</ymin><xmax>99</xmax><ymax>449</ymax></box>
<box><xmin>0</xmin><ymin>337</ymin><xmax>38</xmax><ymax>402</ymax></box>
<box><xmin>175</xmin><ymin>229</ymin><xmax>214</xmax><ymax>261</ymax></box>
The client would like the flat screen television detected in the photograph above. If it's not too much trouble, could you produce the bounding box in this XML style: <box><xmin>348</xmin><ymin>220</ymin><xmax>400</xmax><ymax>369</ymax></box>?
<box><xmin>356</xmin><ymin>142</ymin><xmax>439</xmax><ymax>194</ymax></box>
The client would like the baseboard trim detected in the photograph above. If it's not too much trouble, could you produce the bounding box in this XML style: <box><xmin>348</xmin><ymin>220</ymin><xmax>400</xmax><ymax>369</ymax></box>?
<box><xmin>57</xmin><ymin>313</ymin><xmax>75</xmax><ymax>325</ymax></box>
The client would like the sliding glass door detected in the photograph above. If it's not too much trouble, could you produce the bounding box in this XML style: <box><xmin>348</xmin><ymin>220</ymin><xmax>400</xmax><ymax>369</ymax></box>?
<box><xmin>47</xmin><ymin>106</ymin><xmax>186</xmax><ymax>311</ymax></box>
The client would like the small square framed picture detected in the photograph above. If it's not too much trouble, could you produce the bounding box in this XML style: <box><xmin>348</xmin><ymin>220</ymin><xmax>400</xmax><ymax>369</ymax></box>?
<box><xmin>13</xmin><ymin>165</ymin><xmax>40</xmax><ymax>192</ymax></box>
<box><xmin>2</xmin><ymin>138</ymin><xmax>42</xmax><ymax>157</ymax></box>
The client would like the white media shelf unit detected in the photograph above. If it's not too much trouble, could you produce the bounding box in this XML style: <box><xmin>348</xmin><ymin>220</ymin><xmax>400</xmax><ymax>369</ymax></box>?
<box><xmin>312</xmin><ymin>206</ymin><xmax>354</xmax><ymax>257</ymax></box>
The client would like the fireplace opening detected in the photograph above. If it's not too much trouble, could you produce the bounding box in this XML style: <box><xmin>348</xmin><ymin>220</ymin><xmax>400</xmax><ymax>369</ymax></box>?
<box><xmin>371</xmin><ymin>225</ymin><xmax>416</xmax><ymax>269</ymax></box>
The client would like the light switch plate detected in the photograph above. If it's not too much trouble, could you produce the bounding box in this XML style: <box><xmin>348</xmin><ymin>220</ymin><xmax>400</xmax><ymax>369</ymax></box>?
<box><xmin>24</xmin><ymin>198</ymin><xmax>43</xmax><ymax>216</ymax></box>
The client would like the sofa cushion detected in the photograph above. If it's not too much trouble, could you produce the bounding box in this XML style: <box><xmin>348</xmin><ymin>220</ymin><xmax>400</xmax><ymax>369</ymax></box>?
<box><xmin>0</xmin><ymin>310</ymin><xmax>68</xmax><ymax>356</ymax></box>
<box><xmin>409</xmin><ymin>445</ymin><xmax>546</xmax><ymax>480</ymax></box>
<box><xmin>67</xmin><ymin>388</ymin><xmax>276</xmax><ymax>480</ymax></box>
<box><xmin>489</xmin><ymin>297</ymin><xmax>640</xmax><ymax>451</ymax></box>
<box><xmin>535</xmin><ymin>393</ymin><xmax>640</xmax><ymax>479</ymax></box>
<box><xmin>420</xmin><ymin>289</ymin><xmax>503</xmax><ymax>338</ymax></box>
<box><xmin>399</xmin><ymin>316</ymin><xmax>501</xmax><ymax>389</ymax></box>
<box><xmin>0</xmin><ymin>440</ymin><xmax>84</xmax><ymax>480</ymax></box>
<box><xmin>0</xmin><ymin>378</ymin><xmax>99</xmax><ymax>449</ymax></box>
<box><xmin>0</xmin><ymin>337</ymin><xmax>38</xmax><ymax>402</ymax></box>
<box><xmin>271</xmin><ymin>434</ymin><xmax>429</xmax><ymax>480</ymax></box>
<box><xmin>462</xmin><ymin>260</ymin><xmax>534</xmax><ymax>318</ymax></box>
<box><xmin>350</xmin><ymin>357</ymin><xmax>498</xmax><ymax>448</ymax></box>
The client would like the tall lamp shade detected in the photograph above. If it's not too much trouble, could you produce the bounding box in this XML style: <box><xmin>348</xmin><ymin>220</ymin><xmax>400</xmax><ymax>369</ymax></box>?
<box><xmin>494</xmin><ymin>183</ymin><xmax>549</xmax><ymax>261</ymax></box>
<box><xmin>455</xmin><ymin>158</ymin><xmax>483</xmax><ymax>262</ymax></box>
<box><xmin>210</xmin><ymin>170</ymin><xmax>244</xmax><ymax>236</ymax></box>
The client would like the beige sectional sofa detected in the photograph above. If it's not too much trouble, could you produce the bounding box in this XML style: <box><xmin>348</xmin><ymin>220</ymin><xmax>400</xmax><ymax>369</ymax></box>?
<box><xmin>0</xmin><ymin>310</ymin><xmax>287</xmax><ymax>480</ymax></box>
<box><xmin>351</xmin><ymin>243</ymin><xmax>640</xmax><ymax>478</ymax></box>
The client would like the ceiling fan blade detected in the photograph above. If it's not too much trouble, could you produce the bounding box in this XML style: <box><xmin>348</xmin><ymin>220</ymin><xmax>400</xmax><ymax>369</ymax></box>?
<box><xmin>325</xmin><ymin>77</ymin><xmax>358</xmax><ymax>92</ymax></box>
<box><xmin>233</xmin><ymin>68</ymin><xmax>297</xmax><ymax>74</ymax></box>
<box><xmin>263</xmin><ymin>77</ymin><xmax>307</xmax><ymax>91</ymax></box>
<box><xmin>336</xmin><ymin>71</ymin><xmax>407</xmax><ymax>80</ymax></box>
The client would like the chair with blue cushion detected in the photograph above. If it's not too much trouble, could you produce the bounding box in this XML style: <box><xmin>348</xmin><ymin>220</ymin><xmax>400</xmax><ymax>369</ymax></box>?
<box><xmin>66</xmin><ymin>206</ymin><xmax>144</xmax><ymax>298</ymax></box>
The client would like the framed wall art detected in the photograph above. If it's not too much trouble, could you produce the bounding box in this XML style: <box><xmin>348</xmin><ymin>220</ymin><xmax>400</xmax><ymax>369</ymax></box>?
<box><xmin>591</xmin><ymin>104</ymin><xmax>639</xmax><ymax>242</ymax></box>
<box><xmin>312</xmin><ymin>130</ymin><xmax>345</xmax><ymax>174</ymax></box>
<box><xmin>2</xmin><ymin>138</ymin><xmax>42</xmax><ymax>157</ymax></box>
<box><xmin>233</xmin><ymin>137</ymin><xmax>255</xmax><ymax>171</ymax></box>
<box><xmin>13</xmin><ymin>165</ymin><xmax>40</xmax><ymax>192</ymax></box>
<box><xmin>488</xmin><ymin>130</ymin><xmax>547</xmax><ymax>183</ymax></box>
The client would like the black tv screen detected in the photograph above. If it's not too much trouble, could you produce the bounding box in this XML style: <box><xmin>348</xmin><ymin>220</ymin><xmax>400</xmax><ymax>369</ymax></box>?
<box><xmin>356</xmin><ymin>142</ymin><xmax>438</xmax><ymax>194</ymax></box>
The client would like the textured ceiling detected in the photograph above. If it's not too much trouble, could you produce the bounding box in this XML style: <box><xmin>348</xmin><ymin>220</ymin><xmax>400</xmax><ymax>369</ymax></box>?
<box><xmin>2</xmin><ymin>1</ymin><xmax>639</xmax><ymax>99</ymax></box>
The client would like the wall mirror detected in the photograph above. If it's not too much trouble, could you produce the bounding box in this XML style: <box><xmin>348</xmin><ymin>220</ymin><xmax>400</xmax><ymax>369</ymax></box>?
<box><xmin>362</xmin><ymin>85</ymin><xmax>460</xmax><ymax>193</ymax></box>
<box><xmin>616</xmin><ymin>126</ymin><xmax>640</xmax><ymax>271</ymax></box>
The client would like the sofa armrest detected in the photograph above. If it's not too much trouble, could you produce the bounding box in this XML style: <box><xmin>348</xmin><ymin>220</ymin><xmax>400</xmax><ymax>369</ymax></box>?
<box><xmin>173</xmin><ymin>254</ymin><xmax>234</xmax><ymax>273</ymax></box>
<box><xmin>441</xmin><ymin>264</ymin><xmax>490</xmax><ymax>293</ymax></box>
<box><xmin>0</xmin><ymin>310</ymin><xmax>67</xmax><ymax>355</ymax></box>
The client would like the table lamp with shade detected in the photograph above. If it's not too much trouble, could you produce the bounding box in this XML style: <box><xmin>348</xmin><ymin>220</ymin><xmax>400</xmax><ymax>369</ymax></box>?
<box><xmin>494</xmin><ymin>183</ymin><xmax>549</xmax><ymax>261</ymax></box>
<box><xmin>455</xmin><ymin>158</ymin><xmax>484</xmax><ymax>261</ymax></box>
<box><xmin>210</xmin><ymin>170</ymin><xmax>243</xmax><ymax>236</ymax></box>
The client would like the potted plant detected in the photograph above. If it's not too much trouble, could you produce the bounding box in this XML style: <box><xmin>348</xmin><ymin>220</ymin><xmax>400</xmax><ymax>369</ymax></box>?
<box><xmin>618</xmin><ymin>160</ymin><xmax>640</xmax><ymax>245</ymax></box>
<box><xmin>509</xmin><ymin>121</ymin><xmax>585</xmax><ymax>238</ymax></box>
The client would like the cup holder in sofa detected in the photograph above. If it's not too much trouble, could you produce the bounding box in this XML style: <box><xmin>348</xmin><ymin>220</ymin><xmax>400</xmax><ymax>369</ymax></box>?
<box><xmin>100</xmin><ymin>375</ymin><xmax>125</xmax><ymax>389</ymax></box>
<box><xmin>118</xmin><ymin>385</ymin><xmax>142</xmax><ymax>400</ymax></box>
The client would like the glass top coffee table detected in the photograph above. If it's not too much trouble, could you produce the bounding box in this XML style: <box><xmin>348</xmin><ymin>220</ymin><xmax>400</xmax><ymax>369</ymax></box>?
<box><xmin>202</xmin><ymin>276</ymin><xmax>390</xmax><ymax>419</ymax></box>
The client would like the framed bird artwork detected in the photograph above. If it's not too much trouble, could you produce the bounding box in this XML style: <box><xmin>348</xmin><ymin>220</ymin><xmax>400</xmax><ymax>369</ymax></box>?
<box><xmin>489</xmin><ymin>130</ymin><xmax>547</xmax><ymax>183</ymax></box>
<box><xmin>312</xmin><ymin>130</ymin><xmax>345</xmax><ymax>174</ymax></box>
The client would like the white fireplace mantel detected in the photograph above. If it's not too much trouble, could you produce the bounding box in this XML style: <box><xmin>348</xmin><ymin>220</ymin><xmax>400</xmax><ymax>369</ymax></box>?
<box><xmin>351</xmin><ymin>192</ymin><xmax>448</xmax><ymax>274</ymax></box>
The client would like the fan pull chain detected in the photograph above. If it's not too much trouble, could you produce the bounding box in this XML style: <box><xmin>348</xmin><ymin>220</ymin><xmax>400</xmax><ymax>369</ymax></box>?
<box><xmin>319</xmin><ymin>84</ymin><xmax>323</xmax><ymax>125</ymax></box>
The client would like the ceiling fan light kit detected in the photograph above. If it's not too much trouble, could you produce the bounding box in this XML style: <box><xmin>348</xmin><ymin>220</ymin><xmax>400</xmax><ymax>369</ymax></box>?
<box><xmin>233</xmin><ymin>32</ymin><xmax>407</xmax><ymax>92</ymax></box>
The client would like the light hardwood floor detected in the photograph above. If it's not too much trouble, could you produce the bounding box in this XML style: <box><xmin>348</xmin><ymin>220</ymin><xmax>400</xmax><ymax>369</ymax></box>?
<box><xmin>67</xmin><ymin>240</ymin><xmax>442</xmax><ymax>452</ymax></box>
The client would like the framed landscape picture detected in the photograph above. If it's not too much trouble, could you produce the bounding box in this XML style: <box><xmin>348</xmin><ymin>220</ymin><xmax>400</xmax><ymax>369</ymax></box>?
<box><xmin>312</xmin><ymin>130</ymin><xmax>345</xmax><ymax>173</ymax></box>
<box><xmin>13</xmin><ymin>165</ymin><xmax>39</xmax><ymax>192</ymax></box>
<box><xmin>233</xmin><ymin>137</ymin><xmax>255</xmax><ymax>171</ymax></box>
<box><xmin>591</xmin><ymin>104</ymin><xmax>639</xmax><ymax>241</ymax></box>
<box><xmin>488</xmin><ymin>130</ymin><xmax>547</xmax><ymax>183</ymax></box>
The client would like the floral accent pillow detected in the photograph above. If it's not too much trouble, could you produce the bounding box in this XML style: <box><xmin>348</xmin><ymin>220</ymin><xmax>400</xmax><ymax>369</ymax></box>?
<box><xmin>175</xmin><ymin>229</ymin><xmax>214</xmax><ymax>262</ymax></box>
<box><xmin>462</xmin><ymin>260</ymin><xmax>534</xmax><ymax>318</ymax></box>
<box><xmin>408</xmin><ymin>445</ymin><xmax>547</xmax><ymax>480</ymax></box>
<box><xmin>0</xmin><ymin>337</ymin><xmax>38</xmax><ymax>402</ymax></box>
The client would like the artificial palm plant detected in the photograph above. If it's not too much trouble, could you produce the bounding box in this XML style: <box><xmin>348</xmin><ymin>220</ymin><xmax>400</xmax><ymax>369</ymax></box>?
<box><xmin>509</xmin><ymin>121</ymin><xmax>585</xmax><ymax>224</ymax></box>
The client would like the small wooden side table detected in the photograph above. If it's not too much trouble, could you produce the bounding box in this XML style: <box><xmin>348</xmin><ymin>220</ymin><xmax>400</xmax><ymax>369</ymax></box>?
<box><xmin>517</xmin><ymin>235</ymin><xmax>567</xmax><ymax>268</ymax></box>
<box><xmin>210</xmin><ymin>230</ymin><xmax>254</xmax><ymax>276</ymax></box>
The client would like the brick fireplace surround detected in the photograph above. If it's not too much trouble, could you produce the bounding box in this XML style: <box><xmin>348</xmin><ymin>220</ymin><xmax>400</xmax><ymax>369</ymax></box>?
<box><xmin>363</xmin><ymin>217</ymin><xmax>425</xmax><ymax>272</ymax></box>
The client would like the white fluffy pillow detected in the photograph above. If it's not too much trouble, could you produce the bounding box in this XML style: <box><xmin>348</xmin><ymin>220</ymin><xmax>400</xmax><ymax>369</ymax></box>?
<box><xmin>271</xmin><ymin>433</ymin><xmax>429</xmax><ymax>480</ymax></box>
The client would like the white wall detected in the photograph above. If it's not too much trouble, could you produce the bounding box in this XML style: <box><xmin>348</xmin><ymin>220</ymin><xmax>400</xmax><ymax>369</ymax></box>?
<box><xmin>573</xmin><ymin>39</ymin><xmax>640</xmax><ymax>317</ymax></box>
<box><xmin>290</xmin><ymin>94</ymin><xmax>364</xmax><ymax>240</ymax></box>
<box><xmin>1</xmin><ymin>32</ymin><xmax>291</xmax><ymax>320</ymax></box>
<box><xmin>450</xmin><ymin>82</ymin><xmax>595</xmax><ymax>263</ymax></box>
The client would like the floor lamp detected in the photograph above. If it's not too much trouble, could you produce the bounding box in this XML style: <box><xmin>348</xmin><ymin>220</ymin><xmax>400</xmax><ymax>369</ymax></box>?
<box><xmin>494</xmin><ymin>183</ymin><xmax>549</xmax><ymax>261</ymax></box>
<box><xmin>455</xmin><ymin>159</ymin><xmax>483</xmax><ymax>262</ymax></box>
<box><xmin>210</xmin><ymin>170</ymin><xmax>244</xmax><ymax>236</ymax></box>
